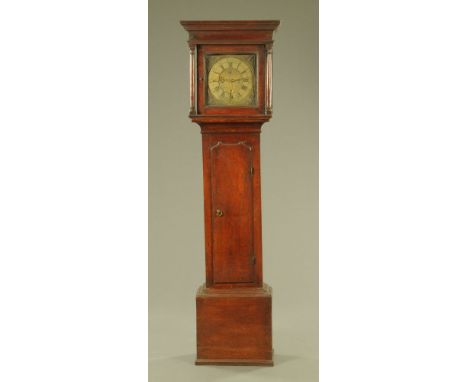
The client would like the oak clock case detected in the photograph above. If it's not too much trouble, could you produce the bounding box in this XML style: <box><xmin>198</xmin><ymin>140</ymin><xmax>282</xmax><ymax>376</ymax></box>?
<box><xmin>180</xmin><ymin>20</ymin><xmax>279</xmax><ymax>367</ymax></box>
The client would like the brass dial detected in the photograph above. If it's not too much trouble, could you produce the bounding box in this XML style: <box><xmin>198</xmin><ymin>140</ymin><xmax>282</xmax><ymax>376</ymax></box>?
<box><xmin>207</xmin><ymin>55</ymin><xmax>255</xmax><ymax>106</ymax></box>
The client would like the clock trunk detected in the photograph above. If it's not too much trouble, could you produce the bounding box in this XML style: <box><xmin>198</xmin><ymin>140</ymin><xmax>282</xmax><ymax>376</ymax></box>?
<box><xmin>202</xmin><ymin>132</ymin><xmax>263</xmax><ymax>288</ymax></box>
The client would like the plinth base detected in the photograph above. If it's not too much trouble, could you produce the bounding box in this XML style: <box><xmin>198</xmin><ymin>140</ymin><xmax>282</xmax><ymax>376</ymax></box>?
<box><xmin>195</xmin><ymin>358</ymin><xmax>273</xmax><ymax>366</ymax></box>
<box><xmin>195</xmin><ymin>283</ymin><xmax>273</xmax><ymax>366</ymax></box>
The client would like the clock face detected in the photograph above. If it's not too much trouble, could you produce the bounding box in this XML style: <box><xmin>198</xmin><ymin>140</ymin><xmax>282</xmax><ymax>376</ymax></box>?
<box><xmin>206</xmin><ymin>54</ymin><xmax>256</xmax><ymax>107</ymax></box>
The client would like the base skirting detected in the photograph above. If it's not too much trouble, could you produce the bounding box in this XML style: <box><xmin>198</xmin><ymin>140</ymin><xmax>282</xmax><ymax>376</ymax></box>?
<box><xmin>195</xmin><ymin>358</ymin><xmax>274</xmax><ymax>366</ymax></box>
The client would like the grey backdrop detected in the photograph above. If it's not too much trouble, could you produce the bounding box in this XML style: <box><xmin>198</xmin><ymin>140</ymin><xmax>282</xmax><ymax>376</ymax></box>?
<box><xmin>149</xmin><ymin>1</ymin><xmax>318</xmax><ymax>381</ymax></box>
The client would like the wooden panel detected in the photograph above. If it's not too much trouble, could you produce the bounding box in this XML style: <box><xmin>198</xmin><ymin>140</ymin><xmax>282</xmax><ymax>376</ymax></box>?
<box><xmin>201</xmin><ymin>132</ymin><xmax>263</xmax><ymax>288</ymax></box>
<box><xmin>196</xmin><ymin>283</ymin><xmax>273</xmax><ymax>364</ymax></box>
<box><xmin>210</xmin><ymin>141</ymin><xmax>255</xmax><ymax>284</ymax></box>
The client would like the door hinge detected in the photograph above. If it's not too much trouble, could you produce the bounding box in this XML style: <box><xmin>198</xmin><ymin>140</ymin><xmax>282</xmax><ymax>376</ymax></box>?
<box><xmin>250</xmin><ymin>166</ymin><xmax>254</xmax><ymax>176</ymax></box>
<box><xmin>252</xmin><ymin>256</ymin><xmax>256</xmax><ymax>265</ymax></box>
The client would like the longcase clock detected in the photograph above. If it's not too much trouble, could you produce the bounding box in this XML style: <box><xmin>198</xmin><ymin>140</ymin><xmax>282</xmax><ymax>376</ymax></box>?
<box><xmin>180</xmin><ymin>20</ymin><xmax>280</xmax><ymax>366</ymax></box>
